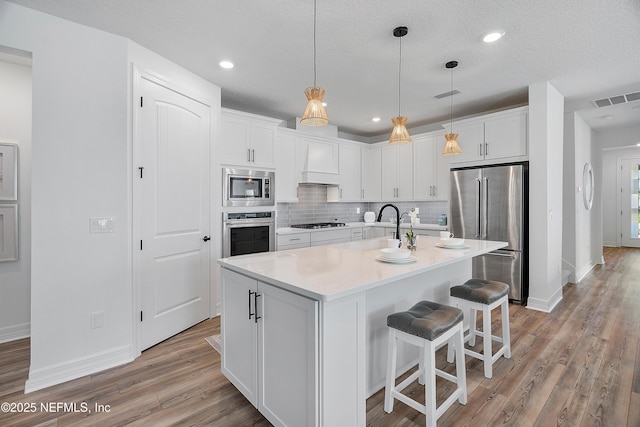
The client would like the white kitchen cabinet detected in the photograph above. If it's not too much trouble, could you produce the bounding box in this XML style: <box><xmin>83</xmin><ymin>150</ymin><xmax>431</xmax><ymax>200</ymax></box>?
<box><xmin>335</xmin><ymin>143</ymin><xmax>362</xmax><ymax>201</ymax></box>
<box><xmin>310</xmin><ymin>228</ymin><xmax>351</xmax><ymax>246</ymax></box>
<box><xmin>277</xmin><ymin>232</ymin><xmax>310</xmax><ymax>251</ymax></box>
<box><xmin>221</xmin><ymin>269</ymin><xmax>318</xmax><ymax>427</ymax></box>
<box><xmin>381</xmin><ymin>143</ymin><xmax>413</xmax><ymax>200</ymax></box>
<box><xmin>221</xmin><ymin>109</ymin><xmax>280</xmax><ymax>168</ymax></box>
<box><xmin>413</xmin><ymin>132</ymin><xmax>450</xmax><ymax>201</ymax></box>
<box><xmin>275</xmin><ymin>130</ymin><xmax>299</xmax><ymax>202</ymax></box>
<box><xmin>361</xmin><ymin>146</ymin><xmax>382</xmax><ymax>201</ymax></box>
<box><xmin>364</xmin><ymin>226</ymin><xmax>386</xmax><ymax>239</ymax></box>
<box><xmin>447</xmin><ymin>106</ymin><xmax>528</xmax><ymax>166</ymax></box>
<box><xmin>350</xmin><ymin>227</ymin><xmax>364</xmax><ymax>240</ymax></box>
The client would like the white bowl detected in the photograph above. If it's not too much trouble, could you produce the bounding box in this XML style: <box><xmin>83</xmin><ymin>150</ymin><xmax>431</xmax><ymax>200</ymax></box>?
<box><xmin>440</xmin><ymin>238</ymin><xmax>465</xmax><ymax>247</ymax></box>
<box><xmin>379</xmin><ymin>248</ymin><xmax>411</xmax><ymax>259</ymax></box>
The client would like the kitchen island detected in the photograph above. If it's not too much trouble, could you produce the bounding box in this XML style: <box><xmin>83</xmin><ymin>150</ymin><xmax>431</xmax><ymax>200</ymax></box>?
<box><xmin>218</xmin><ymin>236</ymin><xmax>507</xmax><ymax>427</ymax></box>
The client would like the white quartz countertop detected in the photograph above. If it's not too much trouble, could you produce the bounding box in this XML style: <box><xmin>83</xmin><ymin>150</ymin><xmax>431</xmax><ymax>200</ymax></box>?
<box><xmin>277</xmin><ymin>222</ymin><xmax>448</xmax><ymax>235</ymax></box>
<box><xmin>218</xmin><ymin>236</ymin><xmax>506</xmax><ymax>302</ymax></box>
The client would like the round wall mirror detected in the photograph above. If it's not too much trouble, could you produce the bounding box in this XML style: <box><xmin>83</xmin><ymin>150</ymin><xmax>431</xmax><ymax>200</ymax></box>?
<box><xmin>583</xmin><ymin>162</ymin><xmax>594</xmax><ymax>210</ymax></box>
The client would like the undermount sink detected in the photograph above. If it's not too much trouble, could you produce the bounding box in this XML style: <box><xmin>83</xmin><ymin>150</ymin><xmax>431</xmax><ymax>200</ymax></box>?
<box><xmin>340</xmin><ymin>238</ymin><xmax>390</xmax><ymax>251</ymax></box>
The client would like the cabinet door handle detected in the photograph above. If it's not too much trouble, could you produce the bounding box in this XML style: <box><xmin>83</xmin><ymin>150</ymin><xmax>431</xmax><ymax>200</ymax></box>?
<box><xmin>248</xmin><ymin>290</ymin><xmax>255</xmax><ymax>320</ymax></box>
<box><xmin>254</xmin><ymin>292</ymin><xmax>262</xmax><ymax>323</ymax></box>
<box><xmin>433</xmin><ymin>186</ymin><xmax>437</xmax><ymax>197</ymax></box>
<box><xmin>479</xmin><ymin>143</ymin><xmax>483</xmax><ymax>157</ymax></box>
<box><xmin>340</xmin><ymin>188</ymin><xmax>343</xmax><ymax>198</ymax></box>
<box><xmin>247</xmin><ymin>149</ymin><xmax>252</xmax><ymax>162</ymax></box>
<box><xmin>361</xmin><ymin>189</ymin><xmax>364</xmax><ymax>198</ymax></box>
<box><xmin>251</xmin><ymin>149</ymin><xmax>255</xmax><ymax>162</ymax></box>
<box><xmin>289</xmin><ymin>238</ymin><xmax>301</xmax><ymax>241</ymax></box>
<box><xmin>485</xmin><ymin>143</ymin><xmax>488</xmax><ymax>156</ymax></box>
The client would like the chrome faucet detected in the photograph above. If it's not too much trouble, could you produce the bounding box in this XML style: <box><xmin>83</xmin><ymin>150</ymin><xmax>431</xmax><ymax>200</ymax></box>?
<box><xmin>376</xmin><ymin>204</ymin><xmax>401</xmax><ymax>246</ymax></box>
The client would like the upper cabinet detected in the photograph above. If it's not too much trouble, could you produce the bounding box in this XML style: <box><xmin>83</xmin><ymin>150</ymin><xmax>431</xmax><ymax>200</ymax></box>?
<box><xmin>221</xmin><ymin>109</ymin><xmax>281</xmax><ymax>168</ymax></box>
<box><xmin>335</xmin><ymin>143</ymin><xmax>361</xmax><ymax>201</ymax></box>
<box><xmin>274</xmin><ymin>130</ymin><xmax>299</xmax><ymax>202</ymax></box>
<box><xmin>413</xmin><ymin>132</ymin><xmax>450</xmax><ymax>201</ymax></box>
<box><xmin>446</xmin><ymin>106</ymin><xmax>528</xmax><ymax>166</ymax></box>
<box><xmin>362</xmin><ymin>146</ymin><xmax>382</xmax><ymax>202</ymax></box>
<box><xmin>381</xmin><ymin>143</ymin><xmax>413</xmax><ymax>200</ymax></box>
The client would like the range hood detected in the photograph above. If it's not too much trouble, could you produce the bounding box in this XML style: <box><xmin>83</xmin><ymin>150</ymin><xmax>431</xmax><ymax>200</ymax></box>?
<box><xmin>299</xmin><ymin>140</ymin><xmax>340</xmax><ymax>185</ymax></box>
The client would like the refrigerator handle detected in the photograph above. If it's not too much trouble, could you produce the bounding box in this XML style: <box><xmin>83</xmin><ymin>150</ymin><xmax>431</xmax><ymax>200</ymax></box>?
<box><xmin>483</xmin><ymin>177</ymin><xmax>489</xmax><ymax>239</ymax></box>
<box><xmin>475</xmin><ymin>178</ymin><xmax>481</xmax><ymax>239</ymax></box>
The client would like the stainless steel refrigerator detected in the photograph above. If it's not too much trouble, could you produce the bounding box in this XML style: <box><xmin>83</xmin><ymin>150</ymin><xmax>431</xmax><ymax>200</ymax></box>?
<box><xmin>450</xmin><ymin>162</ymin><xmax>528</xmax><ymax>304</ymax></box>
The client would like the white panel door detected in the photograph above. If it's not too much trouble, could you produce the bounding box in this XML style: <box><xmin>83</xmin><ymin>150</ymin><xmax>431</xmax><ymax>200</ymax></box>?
<box><xmin>138</xmin><ymin>75</ymin><xmax>211</xmax><ymax>350</ymax></box>
<box><xmin>621</xmin><ymin>158</ymin><xmax>640</xmax><ymax>248</ymax></box>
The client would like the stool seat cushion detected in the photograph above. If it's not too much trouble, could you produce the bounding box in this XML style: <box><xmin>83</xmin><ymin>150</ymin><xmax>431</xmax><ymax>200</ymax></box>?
<box><xmin>450</xmin><ymin>279</ymin><xmax>509</xmax><ymax>304</ymax></box>
<box><xmin>387</xmin><ymin>300</ymin><xmax>463</xmax><ymax>341</ymax></box>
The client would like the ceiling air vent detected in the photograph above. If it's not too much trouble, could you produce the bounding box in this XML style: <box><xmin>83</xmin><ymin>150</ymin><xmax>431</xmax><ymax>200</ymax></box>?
<box><xmin>594</xmin><ymin>91</ymin><xmax>640</xmax><ymax>108</ymax></box>
<box><xmin>435</xmin><ymin>89</ymin><xmax>461</xmax><ymax>99</ymax></box>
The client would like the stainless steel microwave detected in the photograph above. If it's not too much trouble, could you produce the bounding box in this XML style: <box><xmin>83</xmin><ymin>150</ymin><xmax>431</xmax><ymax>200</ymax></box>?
<box><xmin>223</xmin><ymin>168</ymin><xmax>275</xmax><ymax>207</ymax></box>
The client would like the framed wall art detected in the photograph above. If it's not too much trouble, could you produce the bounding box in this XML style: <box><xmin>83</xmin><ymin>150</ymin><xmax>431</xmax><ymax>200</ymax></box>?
<box><xmin>0</xmin><ymin>143</ymin><xmax>18</xmax><ymax>201</ymax></box>
<box><xmin>0</xmin><ymin>204</ymin><xmax>18</xmax><ymax>262</ymax></box>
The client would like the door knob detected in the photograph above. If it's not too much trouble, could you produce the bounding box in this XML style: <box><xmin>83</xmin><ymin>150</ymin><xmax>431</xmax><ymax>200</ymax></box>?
<box><xmin>202</xmin><ymin>236</ymin><xmax>211</xmax><ymax>242</ymax></box>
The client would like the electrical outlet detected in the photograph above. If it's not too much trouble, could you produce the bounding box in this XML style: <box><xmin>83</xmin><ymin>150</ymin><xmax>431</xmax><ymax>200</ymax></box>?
<box><xmin>90</xmin><ymin>311</ymin><xmax>104</xmax><ymax>329</ymax></box>
<box><xmin>90</xmin><ymin>217</ymin><xmax>115</xmax><ymax>233</ymax></box>
<box><xmin>356</xmin><ymin>207</ymin><xmax>360</xmax><ymax>214</ymax></box>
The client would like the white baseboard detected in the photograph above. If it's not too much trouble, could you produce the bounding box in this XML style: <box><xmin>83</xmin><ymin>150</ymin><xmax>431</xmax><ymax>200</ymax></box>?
<box><xmin>25</xmin><ymin>345</ymin><xmax>134</xmax><ymax>393</ymax></box>
<box><xmin>575</xmin><ymin>263</ymin><xmax>596</xmax><ymax>283</ymax></box>
<box><xmin>0</xmin><ymin>322</ymin><xmax>30</xmax><ymax>344</ymax></box>
<box><xmin>526</xmin><ymin>286</ymin><xmax>563</xmax><ymax>313</ymax></box>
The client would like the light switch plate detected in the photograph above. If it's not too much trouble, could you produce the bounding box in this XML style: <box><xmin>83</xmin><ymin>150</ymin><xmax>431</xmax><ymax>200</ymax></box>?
<box><xmin>90</xmin><ymin>217</ymin><xmax>115</xmax><ymax>233</ymax></box>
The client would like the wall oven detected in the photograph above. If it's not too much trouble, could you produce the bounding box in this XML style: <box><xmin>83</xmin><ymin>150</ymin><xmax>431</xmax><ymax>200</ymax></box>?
<box><xmin>222</xmin><ymin>211</ymin><xmax>275</xmax><ymax>257</ymax></box>
<box><xmin>223</xmin><ymin>167</ymin><xmax>275</xmax><ymax>207</ymax></box>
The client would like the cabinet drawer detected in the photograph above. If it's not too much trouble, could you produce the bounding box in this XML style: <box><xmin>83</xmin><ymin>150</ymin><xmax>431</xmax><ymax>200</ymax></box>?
<box><xmin>277</xmin><ymin>233</ymin><xmax>310</xmax><ymax>248</ymax></box>
<box><xmin>350</xmin><ymin>228</ymin><xmax>364</xmax><ymax>240</ymax></box>
<box><xmin>310</xmin><ymin>228</ymin><xmax>351</xmax><ymax>244</ymax></box>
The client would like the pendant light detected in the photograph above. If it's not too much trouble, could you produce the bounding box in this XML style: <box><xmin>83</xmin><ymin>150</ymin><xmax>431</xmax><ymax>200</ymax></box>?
<box><xmin>300</xmin><ymin>0</ymin><xmax>329</xmax><ymax>126</ymax></box>
<box><xmin>443</xmin><ymin>60</ymin><xmax>462</xmax><ymax>155</ymax></box>
<box><xmin>389</xmin><ymin>26</ymin><xmax>411</xmax><ymax>144</ymax></box>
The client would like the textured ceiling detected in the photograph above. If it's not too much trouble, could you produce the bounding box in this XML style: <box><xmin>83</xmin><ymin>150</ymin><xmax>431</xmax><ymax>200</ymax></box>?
<box><xmin>6</xmin><ymin>0</ymin><xmax>640</xmax><ymax>140</ymax></box>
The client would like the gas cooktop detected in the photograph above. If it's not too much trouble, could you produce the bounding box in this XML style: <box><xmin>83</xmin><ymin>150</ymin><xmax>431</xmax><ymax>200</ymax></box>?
<box><xmin>291</xmin><ymin>222</ymin><xmax>346</xmax><ymax>229</ymax></box>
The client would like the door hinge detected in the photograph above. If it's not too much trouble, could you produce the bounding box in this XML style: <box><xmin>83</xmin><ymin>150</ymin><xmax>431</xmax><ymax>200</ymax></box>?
<box><xmin>138</xmin><ymin>166</ymin><xmax>144</xmax><ymax>178</ymax></box>
<box><xmin>140</xmin><ymin>311</ymin><xmax>143</xmax><ymax>322</ymax></box>
<box><xmin>140</xmin><ymin>96</ymin><xmax>143</xmax><ymax>107</ymax></box>
<box><xmin>140</xmin><ymin>240</ymin><xmax>143</xmax><ymax>250</ymax></box>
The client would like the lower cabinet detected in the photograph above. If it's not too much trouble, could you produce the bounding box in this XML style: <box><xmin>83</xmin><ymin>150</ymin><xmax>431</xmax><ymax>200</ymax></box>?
<box><xmin>221</xmin><ymin>269</ymin><xmax>318</xmax><ymax>427</ymax></box>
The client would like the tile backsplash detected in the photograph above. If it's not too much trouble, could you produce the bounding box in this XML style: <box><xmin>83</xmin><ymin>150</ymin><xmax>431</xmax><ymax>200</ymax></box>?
<box><xmin>276</xmin><ymin>184</ymin><xmax>448</xmax><ymax>227</ymax></box>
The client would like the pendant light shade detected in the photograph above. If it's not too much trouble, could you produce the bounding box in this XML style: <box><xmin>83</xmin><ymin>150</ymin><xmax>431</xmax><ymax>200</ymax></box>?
<box><xmin>390</xmin><ymin>115</ymin><xmax>411</xmax><ymax>144</ymax></box>
<box><xmin>301</xmin><ymin>0</ymin><xmax>329</xmax><ymax>126</ymax></box>
<box><xmin>301</xmin><ymin>86</ymin><xmax>329</xmax><ymax>126</ymax></box>
<box><xmin>389</xmin><ymin>26</ymin><xmax>411</xmax><ymax>144</ymax></box>
<box><xmin>443</xmin><ymin>60</ymin><xmax>462</xmax><ymax>155</ymax></box>
<box><xmin>443</xmin><ymin>132</ymin><xmax>462</xmax><ymax>155</ymax></box>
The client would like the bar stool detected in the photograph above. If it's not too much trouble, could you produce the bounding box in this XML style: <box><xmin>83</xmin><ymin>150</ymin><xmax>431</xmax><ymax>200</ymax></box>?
<box><xmin>448</xmin><ymin>279</ymin><xmax>511</xmax><ymax>379</ymax></box>
<box><xmin>384</xmin><ymin>300</ymin><xmax>467</xmax><ymax>427</ymax></box>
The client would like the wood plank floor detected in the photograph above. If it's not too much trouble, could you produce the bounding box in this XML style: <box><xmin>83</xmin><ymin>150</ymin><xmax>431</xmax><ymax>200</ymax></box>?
<box><xmin>1</xmin><ymin>246</ymin><xmax>639</xmax><ymax>426</ymax></box>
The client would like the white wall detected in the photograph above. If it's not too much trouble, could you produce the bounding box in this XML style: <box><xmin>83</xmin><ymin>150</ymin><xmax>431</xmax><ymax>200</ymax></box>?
<box><xmin>527</xmin><ymin>81</ymin><xmax>564</xmax><ymax>312</ymax></box>
<box><xmin>0</xmin><ymin>1</ymin><xmax>220</xmax><ymax>392</ymax></box>
<box><xmin>0</xmin><ymin>56</ymin><xmax>31</xmax><ymax>343</ymax></box>
<box><xmin>598</xmin><ymin>124</ymin><xmax>640</xmax><ymax>246</ymax></box>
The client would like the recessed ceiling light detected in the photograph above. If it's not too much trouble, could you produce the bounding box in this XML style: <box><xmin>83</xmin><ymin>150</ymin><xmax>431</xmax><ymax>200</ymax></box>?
<box><xmin>219</xmin><ymin>60</ymin><xmax>234</xmax><ymax>69</ymax></box>
<box><xmin>483</xmin><ymin>30</ymin><xmax>505</xmax><ymax>43</ymax></box>
<box><xmin>372</xmin><ymin>117</ymin><xmax>381</xmax><ymax>122</ymax></box>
